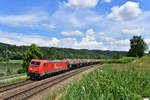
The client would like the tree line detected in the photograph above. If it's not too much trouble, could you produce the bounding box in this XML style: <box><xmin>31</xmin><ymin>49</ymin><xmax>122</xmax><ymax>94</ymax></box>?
<box><xmin>0</xmin><ymin>43</ymin><xmax>127</xmax><ymax>62</ymax></box>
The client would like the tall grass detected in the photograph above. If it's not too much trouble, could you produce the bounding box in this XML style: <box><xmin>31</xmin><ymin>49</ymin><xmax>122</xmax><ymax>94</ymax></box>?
<box><xmin>61</xmin><ymin>55</ymin><xmax>150</xmax><ymax>100</ymax></box>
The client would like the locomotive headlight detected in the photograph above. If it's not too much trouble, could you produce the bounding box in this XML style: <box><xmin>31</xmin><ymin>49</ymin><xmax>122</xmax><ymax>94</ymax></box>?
<box><xmin>29</xmin><ymin>68</ymin><xmax>33</xmax><ymax>70</ymax></box>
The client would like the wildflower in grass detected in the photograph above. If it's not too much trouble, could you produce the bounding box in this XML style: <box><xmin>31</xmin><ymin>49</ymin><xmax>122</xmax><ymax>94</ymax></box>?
<box><xmin>95</xmin><ymin>80</ymin><xmax>99</xmax><ymax>85</ymax></box>
<box><xmin>81</xmin><ymin>86</ymin><xmax>85</xmax><ymax>91</ymax></box>
<box><xmin>100</xmin><ymin>70</ymin><xmax>103</xmax><ymax>72</ymax></box>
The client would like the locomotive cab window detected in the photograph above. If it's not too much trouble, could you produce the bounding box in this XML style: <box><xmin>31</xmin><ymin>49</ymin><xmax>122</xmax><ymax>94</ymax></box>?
<box><xmin>30</xmin><ymin>61</ymin><xmax>41</xmax><ymax>66</ymax></box>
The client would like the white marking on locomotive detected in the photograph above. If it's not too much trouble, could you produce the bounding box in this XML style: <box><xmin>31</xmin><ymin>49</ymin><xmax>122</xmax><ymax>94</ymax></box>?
<box><xmin>54</xmin><ymin>63</ymin><xmax>62</xmax><ymax>69</ymax></box>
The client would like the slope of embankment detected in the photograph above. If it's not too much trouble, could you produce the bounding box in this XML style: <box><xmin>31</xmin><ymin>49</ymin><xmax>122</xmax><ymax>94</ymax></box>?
<box><xmin>60</xmin><ymin>55</ymin><xmax>150</xmax><ymax>100</ymax></box>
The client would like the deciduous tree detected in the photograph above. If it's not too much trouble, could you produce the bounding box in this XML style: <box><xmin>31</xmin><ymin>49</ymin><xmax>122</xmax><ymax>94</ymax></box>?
<box><xmin>22</xmin><ymin>44</ymin><xmax>43</xmax><ymax>70</ymax></box>
<box><xmin>128</xmin><ymin>36</ymin><xmax>148</xmax><ymax>57</ymax></box>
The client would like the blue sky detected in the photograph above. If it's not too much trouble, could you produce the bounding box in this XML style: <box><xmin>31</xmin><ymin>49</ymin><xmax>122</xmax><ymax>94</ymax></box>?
<box><xmin>0</xmin><ymin>0</ymin><xmax>150</xmax><ymax>51</ymax></box>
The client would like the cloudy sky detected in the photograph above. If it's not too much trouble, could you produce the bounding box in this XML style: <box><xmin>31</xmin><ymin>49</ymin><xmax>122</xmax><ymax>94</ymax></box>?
<box><xmin>0</xmin><ymin>0</ymin><xmax>150</xmax><ymax>51</ymax></box>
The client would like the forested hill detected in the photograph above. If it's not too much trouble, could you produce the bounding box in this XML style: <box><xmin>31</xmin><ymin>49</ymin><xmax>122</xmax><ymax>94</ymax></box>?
<box><xmin>0</xmin><ymin>43</ymin><xmax>127</xmax><ymax>60</ymax></box>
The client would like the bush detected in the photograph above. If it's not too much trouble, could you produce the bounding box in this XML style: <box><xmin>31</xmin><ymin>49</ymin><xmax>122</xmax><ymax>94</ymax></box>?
<box><xmin>17</xmin><ymin>68</ymin><xmax>26</xmax><ymax>74</ymax></box>
<box><xmin>0</xmin><ymin>57</ymin><xmax>4</xmax><ymax>62</ymax></box>
<box><xmin>0</xmin><ymin>73</ymin><xmax>4</xmax><ymax>77</ymax></box>
<box><xmin>113</xmin><ymin>53</ymin><xmax>122</xmax><ymax>59</ymax></box>
<box><xmin>6</xmin><ymin>67</ymin><xmax>11</xmax><ymax>75</ymax></box>
<box><xmin>102</xmin><ymin>57</ymin><xmax>135</xmax><ymax>64</ymax></box>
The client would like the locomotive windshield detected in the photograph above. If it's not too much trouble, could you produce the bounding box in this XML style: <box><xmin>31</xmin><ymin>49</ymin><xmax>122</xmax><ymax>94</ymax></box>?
<box><xmin>30</xmin><ymin>61</ymin><xmax>41</xmax><ymax>66</ymax></box>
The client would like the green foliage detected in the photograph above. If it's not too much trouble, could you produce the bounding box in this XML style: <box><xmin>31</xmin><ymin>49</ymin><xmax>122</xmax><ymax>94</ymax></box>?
<box><xmin>47</xmin><ymin>48</ymin><xmax>57</xmax><ymax>59</ymax></box>
<box><xmin>17</xmin><ymin>68</ymin><xmax>26</xmax><ymax>74</ymax></box>
<box><xmin>102</xmin><ymin>55</ymin><xmax>150</xmax><ymax>72</ymax></box>
<box><xmin>62</xmin><ymin>56</ymin><xmax>150</xmax><ymax>100</ymax></box>
<box><xmin>0</xmin><ymin>42</ymin><xmax>128</xmax><ymax>60</ymax></box>
<box><xmin>0</xmin><ymin>63</ymin><xmax>22</xmax><ymax>75</ymax></box>
<box><xmin>8</xmin><ymin>60</ymin><xmax>22</xmax><ymax>63</ymax></box>
<box><xmin>0</xmin><ymin>57</ymin><xmax>4</xmax><ymax>62</ymax></box>
<box><xmin>102</xmin><ymin>57</ymin><xmax>135</xmax><ymax>64</ymax></box>
<box><xmin>113</xmin><ymin>53</ymin><xmax>122</xmax><ymax>59</ymax></box>
<box><xmin>62</xmin><ymin>69</ymin><xmax>150</xmax><ymax>100</ymax></box>
<box><xmin>22</xmin><ymin>44</ymin><xmax>43</xmax><ymax>70</ymax></box>
<box><xmin>0</xmin><ymin>73</ymin><xmax>4</xmax><ymax>77</ymax></box>
<box><xmin>128</xmin><ymin>36</ymin><xmax>148</xmax><ymax>57</ymax></box>
<box><xmin>6</xmin><ymin>67</ymin><xmax>11</xmax><ymax>75</ymax></box>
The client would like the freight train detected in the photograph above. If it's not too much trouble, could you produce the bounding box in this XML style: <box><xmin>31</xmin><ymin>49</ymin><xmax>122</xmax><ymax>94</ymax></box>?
<box><xmin>27</xmin><ymin>59</ymin><xmax>101</xmax><ymax>79</ymax></box>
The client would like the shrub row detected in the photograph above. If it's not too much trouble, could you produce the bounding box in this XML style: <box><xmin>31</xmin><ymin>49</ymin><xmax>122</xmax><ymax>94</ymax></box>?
<box><xmin>102</xmin><ymin>57</ymin><xmax>135</xmax><ymax>64</ymax></box>
<box><xmin>17</xmin><ymin>68</ymin><xmax>26</xmax><ymax>74</ymax></box>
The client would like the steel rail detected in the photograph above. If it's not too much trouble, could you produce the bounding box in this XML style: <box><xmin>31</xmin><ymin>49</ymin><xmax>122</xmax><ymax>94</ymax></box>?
<box><xmin>3</xmin><ymin>65</ymin><xmax>97</xmax><ymax>100</ymax></box>
<box><xmin>0</xmin><ymin>80</ymin><xmax>34</xmax><ymax>93</ymax></box>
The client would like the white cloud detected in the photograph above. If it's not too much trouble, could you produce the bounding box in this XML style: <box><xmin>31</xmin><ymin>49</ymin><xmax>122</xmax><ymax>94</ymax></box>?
<box><xmin>104</xmin><ymin>0</ymin><xmax>112</xmax><ymax>3</ymax></box>
<box><xmin>0</xmin><ymin>29</ymin><xmax>107</xmax><ymax>50</ymax></box>
<box><xmin>83</xmin><ymin>29</ymin><xmax>95</xmax><ymax>41</ymax></box>
<box><xmin>61</xmin><ymin>30</ymin><xmax>84</xmax><ymax>36</ymax></box>
<box><xmin>122</xmin><ymin>28</ymin><xmax>144</xmax><ymax>35</ymax></box>
<box><xmin>0</xmin><ymin>28</ymin><xmax>130</xmax><ymax>51</ymax></box>
<box><xmin>100</xmin><ymin>37</ymin><xmax>115</xmax><ymax>42</ymax></box>
<box><xmin>144</xmin><ymin>38</ymin><xmax>150</xmax><ymax>51</ymax></box>
<box><xmin>0</xmin><ymin>31</ymin><xmax>47</xmax><ymax>46</ymax></box>
<box><xmin>107</xmin><ymin>1</ymin><xmax>142</xmax><ymax>21</ymax></box>
<box><xmin>0</xmin><ymin>30</ymin><xmax>63</xmax><ymax>47</ymax></box>
<box><xmin>50</xmin><ymin>38</ymin><xmax>60</xmax><ymax>46</ymax></box>
<box><xmin>96</xmin><ymin>34</ymin><xmax>130</xmax><ymax>51</ymax></box>
<box><xmin>51</xmin><ymin>9</ymin><xmax>84</xmax><ymax>28</ymax></box>
<box><xmin>111</xmin><ymin>39</ymin><xmax>130</xmax><ymax>51</ymax></box>
<box><xmin>74</xmin><ymin>29</ymin><xmax>106</xmax><ymax>50</ymax></box>
<box><xmin>100</xmin><ymin>36</ymin><xmax>130</xmax><ymax>51</ymax></box>
<box><xmin>51</xmin><ymin>8</ymin><xmax>102</xmax><ymax>28</ymax></box>
<box><xmin>65</xmin><ymin>0</ymin><xmax>99</xmax><ymax>8</ymax></box>
<box><xmin>1</xmin><ymin>28</ymin><xmax>146</xmax><ymax>51</ymax></box>
<box><xmin>0</xmin><ymin>14</ymin><xmax>48</xmax><ymax>27</ymax></box>
<box><xmin>69</xmin><ymin>15</ymin><xmax>85</xmax><ymax>28</ymax></box>
<box><xmin>42</xmin><ymin>24</ymin><xmax>56</xmax><ymax>30</ymax></box>
<box><xmin>145</xmin><ymin>38</ymin><xmax>150</xmax><ymax>44</ymax></box>
<box><xmin>99</xmin><ymin>32</ymin><xmax>104</xmax><ymax>35</ymax></box>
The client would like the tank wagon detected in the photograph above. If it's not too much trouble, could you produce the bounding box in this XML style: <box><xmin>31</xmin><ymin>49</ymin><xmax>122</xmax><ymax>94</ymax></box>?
<box><xmin>27</xmin><ymin>59</ymin><xmax>101</xmax><ymax>79</ymax></box>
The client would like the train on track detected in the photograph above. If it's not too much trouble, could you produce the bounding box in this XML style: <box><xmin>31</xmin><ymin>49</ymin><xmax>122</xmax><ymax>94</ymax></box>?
<box><xmin>27</xmin><ymin>59</ymin><xmax>102</xmax><ymax>79</ymax></box>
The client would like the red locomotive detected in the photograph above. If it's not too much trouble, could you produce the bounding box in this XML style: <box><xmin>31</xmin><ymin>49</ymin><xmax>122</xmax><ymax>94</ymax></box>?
<box><xmin>27</xmin><ymin>59</ymin><xmax>101</xmax><ymax>79</ymax></box>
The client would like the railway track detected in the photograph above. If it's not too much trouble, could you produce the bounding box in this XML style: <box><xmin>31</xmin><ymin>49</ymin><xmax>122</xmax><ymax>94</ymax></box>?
<box><xmin>0</xmin><ymin>80</ymin><xmax>34</xmax><ymax>93</ymax></box>
<box><xmin>2</xmin><ymin>64</ymin><xmax>97</xmax><ymax>100</ymax></box>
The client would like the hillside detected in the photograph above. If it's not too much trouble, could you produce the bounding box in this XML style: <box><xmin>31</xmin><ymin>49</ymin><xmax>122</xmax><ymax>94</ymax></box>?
<box><xmin>0</xmin><ymin>43</ymin><xmax>127</xmax><ymax>60</ymax></box>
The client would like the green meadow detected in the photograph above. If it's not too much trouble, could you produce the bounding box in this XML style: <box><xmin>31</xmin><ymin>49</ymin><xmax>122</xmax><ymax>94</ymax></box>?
<box><xmin>61</xmin><ymin>55</ymin><xmax>150</xmax><ymax>100</ymax></box>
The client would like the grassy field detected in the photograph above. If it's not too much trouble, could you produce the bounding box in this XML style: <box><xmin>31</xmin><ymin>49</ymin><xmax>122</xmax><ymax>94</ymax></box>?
<box><xmin>102</xmin><ymin>55</ymin><xmax>150</xmax><ymax>72</ymax></box>
<box><xmin>8</xmin><ymin>60</ymin><xmax>22</xmax><ymax>63</ymax></box>
<box><xmin>61</xmin><ymin>55</ymin><xmax>150</xmax><ymax>100</ymax></box>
